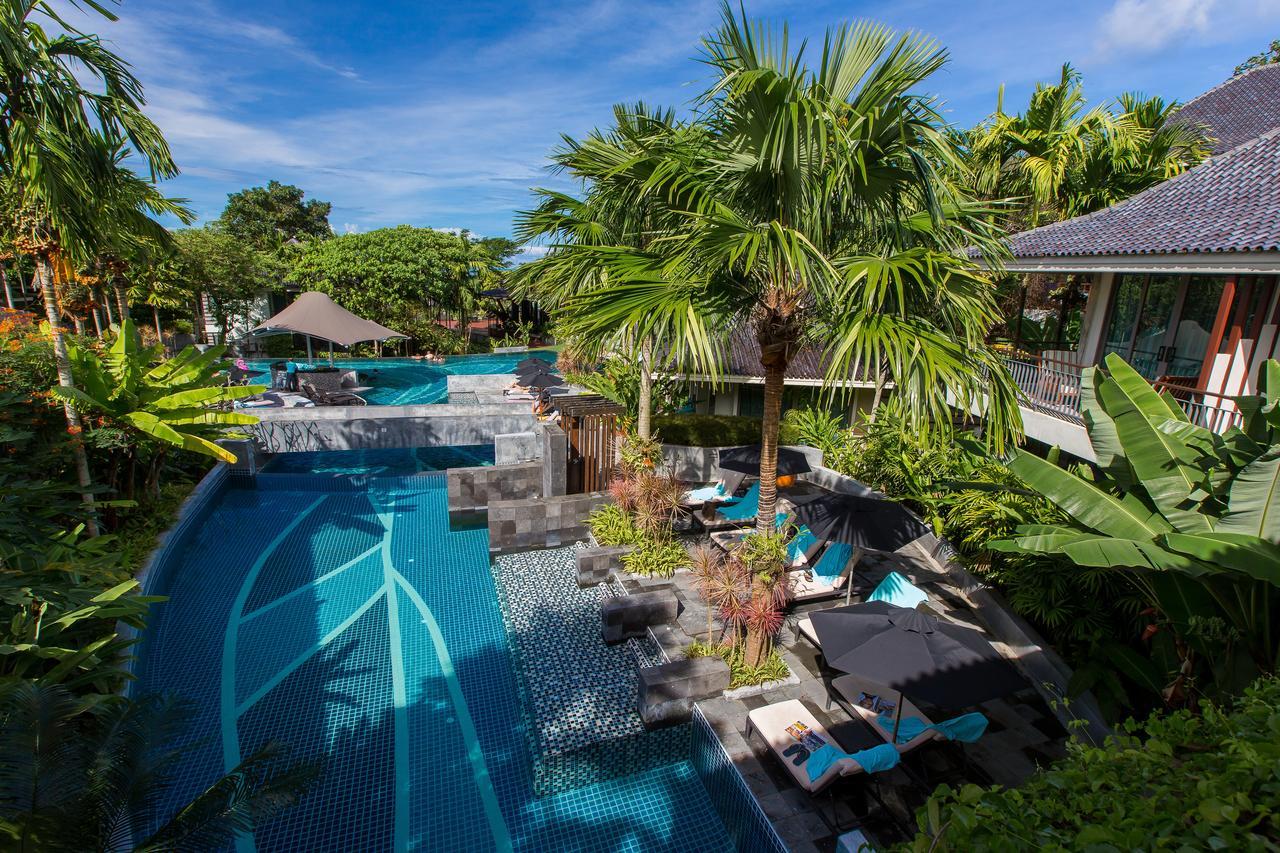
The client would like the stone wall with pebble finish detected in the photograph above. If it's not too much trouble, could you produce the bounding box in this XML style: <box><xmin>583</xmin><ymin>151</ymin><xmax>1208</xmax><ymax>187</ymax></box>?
<box><xmin>446</xmin><ymin>461</ymin><xmax>541</xmax><ymax>512</ymax></box>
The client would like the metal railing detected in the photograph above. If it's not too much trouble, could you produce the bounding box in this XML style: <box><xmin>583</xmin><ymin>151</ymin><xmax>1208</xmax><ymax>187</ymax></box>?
<box><xmin>998</xmin><ymin>354</ymin><xmax>1244</xmax><ymax>434</ymax></box>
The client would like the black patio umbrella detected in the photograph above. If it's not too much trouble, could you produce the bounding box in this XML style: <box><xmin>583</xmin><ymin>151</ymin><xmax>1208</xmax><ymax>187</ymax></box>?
<box><xmin>717</xmin><ymin>444</ymin><xmax>812</xmax><ymax>477</ymax></box>
<box><xmin>516</xmin><ymin>364</ymin><xmax>554</xmax><ymax>379</ymax></box>
<box><xmin>516</xmin><ymin>356</ymin><xmax>553</xmax><ymax>370</ymax></box>
<box><xmin>521</xmin><ymin>373</ymin><xmax>565</xmax><ymax>390</ymax></box>
<box><xmin>791</xmin><ymin>493</ymin><xmax>931</xmax><ymax>552</ymax></box>
<box><xmin>810</xmin><ymin>601</ymin><xmax>1025</xmax><ymax>739</ymax></box>
<box><xmin>516</xmin><ymin>370</ymin><xmax>558</xmax><ymax>388</ymax></box>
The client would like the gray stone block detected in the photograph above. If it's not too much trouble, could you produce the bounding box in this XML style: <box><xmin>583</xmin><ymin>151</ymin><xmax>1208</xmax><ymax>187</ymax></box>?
<box><xmin>637</xmin><ymin>657</ymin><xmax>731</xmax><ymax>725</ymax></box>
<box><xmin>601</xmin><ymin>590</ymin><xmax>679</xmax><ymax>643</ymax></box>
<box><xmin>575</xmin><ymin>545</ymin><xmax>632</xmax><ymax>587</ymax></box>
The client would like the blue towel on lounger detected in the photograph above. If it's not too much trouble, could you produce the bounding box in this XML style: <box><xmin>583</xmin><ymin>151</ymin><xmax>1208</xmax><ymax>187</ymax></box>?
<box><xmin>875</xmin><ymin>713</ymin><xmax>931</xmax><ymax>744</ymax></box>
<box><xmin>932</xmin><ymin>712</ymin><xmax>989</xmax><ymax>743</ymax></box>
<box><xmin>805</xmin><ymin>743</ymin><xmax>900</xmax><ymax>783</ymax></box>
<box><xmin>810</xmin><ymin>541</ymin><xmax>853</xmax><ymax>581</ymax></box>
<box><xmin>717</xmin><ymin>480</ymin><xmax>761</xmax><ymax>522</ymax></box>
<box><xmin>684</xmin><ymin>483</ymin><xmax>726</xmax><ymax>502</ymax></box>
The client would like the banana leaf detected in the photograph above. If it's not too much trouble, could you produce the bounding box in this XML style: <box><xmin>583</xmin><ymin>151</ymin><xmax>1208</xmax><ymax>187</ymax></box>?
<box><xmin>1005</xmin><ymin>448</ymin><xmax>1171</xmax><ymax>539</ymax></box>
<box><xmin>1215</xmin><ymin>451</ymin><xmax>1280</xmax><ymax>543</ymax></box>
<box><xmin>1160</xmin><ymin>532</ymin><xmax>1280</xmax><ymax>587</ymax></box>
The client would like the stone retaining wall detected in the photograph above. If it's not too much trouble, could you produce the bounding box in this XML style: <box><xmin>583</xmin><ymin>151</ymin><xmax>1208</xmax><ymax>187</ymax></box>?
<box><xmin>661</xmin><ymin>443</ymin><xmax>824</xmax><ymax>482</ymax></box>
<box><xmin>447</xmin><ymin>461</ymin><xmax>542</xmax><ymax>513</ymax></box>
<box><xmin>251</xmin><ymin>403</ymin><xmax>536</xmax><ymax>451</ymax></box>
<box><xmin>488</xmin><ymin>491</ymin><xmax>609</xmax><ymax>553</ymax></box>
<box><xmin>494</xmin><ymin>431</ymin><xmax>540</xmax><ymax>464</ymax></box>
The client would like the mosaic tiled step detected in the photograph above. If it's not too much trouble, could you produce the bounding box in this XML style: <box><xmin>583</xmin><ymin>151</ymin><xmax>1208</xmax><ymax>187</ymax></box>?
<box><xmin>490</xmin><ymin>545</ymin><xmax>686</xmax><ymax>796</ymax></box>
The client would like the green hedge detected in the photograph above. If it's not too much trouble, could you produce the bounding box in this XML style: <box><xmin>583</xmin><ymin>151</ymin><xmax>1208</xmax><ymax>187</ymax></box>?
<box><xmin>652</xmin><ymin>414</ymin><xmax>762</xmax><ymax>447</ymax></box>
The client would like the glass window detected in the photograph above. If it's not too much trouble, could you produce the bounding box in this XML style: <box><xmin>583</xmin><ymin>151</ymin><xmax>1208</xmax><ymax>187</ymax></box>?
<box><xmin>1102</xmin><ymin>274</ymin><xmax>1145</xmax><ymax>362</ymax></box>
<box><xmin>1169</xmin><ymin>276</ymin><xmax>1225</xmax><ymax>379</ymax></box>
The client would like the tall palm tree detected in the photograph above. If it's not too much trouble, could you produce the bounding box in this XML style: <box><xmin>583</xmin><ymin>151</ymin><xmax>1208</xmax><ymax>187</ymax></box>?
<box><xmin>556</xmin><ymin>5</ymin><xmax>1020</xmax><ymax>533</ymax></box>
<box><xmin>0</xmin><ymin>1</ymin><xmax>180</xmax><ymax>534</ymax></box>
<box><xmin>512</xmin><ymin>102</ymin><xmax>682</xmax><ymax>438</ymax></box>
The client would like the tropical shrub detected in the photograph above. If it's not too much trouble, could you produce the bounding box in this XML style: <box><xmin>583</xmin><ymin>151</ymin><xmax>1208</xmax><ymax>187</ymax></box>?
<box><xmin>992</xmin><ymin>354</ymin><xmax>1280</xmax><ymax>706</ymax></box>
<box><xmin>0</xmin><ymin>683</ymin><xmax>319</xmax><ymax>851</ymax></box>
<box><xmin>778</xmin><ymin>407</ymin><xmax>844</xmax><ymax>452</ymax></box>
<box><xmin>902</xmin><ymin>674</ymin><xmax>1280</xmax><ymax>851</ymax></box>
<box><xmin>686</xmin><ymin>640</ymin><xmax>789</xmax><ymax>689</ymax></box>
<box><xmin>620</xmin><ymin>538</ymin><xmax>690</xmax><ymax>578</ymax></box>
<box><xmin>587</xmin><ymin>503</ymin><xmax>644</xmax><ymax>547</ymax></box>
<box><xmin>688</xmin><ymin>532</ymin><xmax>790</xmax><ymax>669</ymax></box>
<box><xmin>53</xmin><ymin>319</ymin><xmax>262</xmax><ymax>497</ymax></box>
<box><xmin>563</xmin><ymin>355</ymin><xmax>687</xmax><ymax>421</ymax></box>
<box><xmin>650</xmin><ymin>414</ymin><xmax>762</xmax><ymax>447</ymax></box>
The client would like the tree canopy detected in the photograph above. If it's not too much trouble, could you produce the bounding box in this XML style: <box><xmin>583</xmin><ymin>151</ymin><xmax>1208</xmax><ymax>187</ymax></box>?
<box><xmin>218</xmin><ymin>180</ymin><xmax>332</xmax><ymax>252</ymax></box>
<box><xmin>1236</xmin><ymin>38</ymin><xmax>1280</xmax><ymax>75</ymax></box>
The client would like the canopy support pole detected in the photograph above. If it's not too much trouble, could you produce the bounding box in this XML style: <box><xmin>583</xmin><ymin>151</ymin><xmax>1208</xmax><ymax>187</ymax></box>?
<box><xmin>891</xmin><ymin>690</ymin><xmax>905</xmax><ymax>744</ymax></box>
<box><xmin>306</xmin><ymin>335</ymin><xmax>313</xmax><ymax>362</ymax></box>
<box><xmin>328</xmin><ymin>340</ymin><xmax>334</xmax><ymax>366</ymax></box>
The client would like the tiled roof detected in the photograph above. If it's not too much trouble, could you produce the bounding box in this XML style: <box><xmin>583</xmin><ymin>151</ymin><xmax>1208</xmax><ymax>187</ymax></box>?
<box><xmin>998</xmin><ymin>128</ymin><xmax>1280</xmax><ymax>259</ymax></box>
<box><xmin>1173</xmin><ymin>64</ymin><xmax>1280</xmax><ymax>155</ymax></box>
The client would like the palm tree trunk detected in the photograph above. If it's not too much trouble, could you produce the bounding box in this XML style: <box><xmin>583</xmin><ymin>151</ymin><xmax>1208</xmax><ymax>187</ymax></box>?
<box><xmin>113</xmin><ymin>282</ymin><xmax>130</xmax><ymax>321</ymax></box>
<box><xmin>756</xmin><ymin>355</ymin><xmax>787</xmax><ymax>535</ymax></box>
<box><xmin>91</xmin><ymin>306</ymin><xmax>103</xmax><ymax>338</ymax></box>
<box><xmin>638</xmin><ymin>337</ymin><xmax>654</xmax><ymax>438</ymax></box>
<box><xmin>37</xmin><ymin>258</ymin><xmax>98</xmax><ymax>537</ymax></box>
<box><xmin>152</xmin><ymin>304</ymin><xmax>163</xmax><ymax>343</ymax></box>
<box><xmin>101</xmin><ymin>286</ymin><xmax>116</xmax><ymax>328</ymax></box>
<box><xmin>72</xmin><ymin>315</ymin><xmax>85</xmax><ymax>335</ymax></box>
<box><xmin>1</xmin><ymin>265</ymin><xmax>13</xmax><ymax>309</ymax></box>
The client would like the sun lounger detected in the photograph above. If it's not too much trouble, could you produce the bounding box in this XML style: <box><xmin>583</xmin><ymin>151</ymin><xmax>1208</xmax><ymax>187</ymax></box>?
<box><xmin>830</xmin><ymin>674</ymin><xmax>938</xmax><ymax>753</ymax></box>
<box><xmin>707</xmin><ymin>479</ymin><xmax>761</xmax><ymax>527</ymax></box>
<box><xmin>682</xmin><ymin>470</ymin><xmax>746</xmax><ymax>507</ymax></box>
<box><xmin>300</xmin><ymin>381</ymin><xmax>367</xmax><ymax>407</ymax></box>
<box><xmin>787</xmin><ymin>542</ymin><xmax>863</xmax><ymax>602</ymax></box>
<box><xmin>746</xmin><ymin>699</ymin><xmax>900</xmax><ymax>795</ymax></box>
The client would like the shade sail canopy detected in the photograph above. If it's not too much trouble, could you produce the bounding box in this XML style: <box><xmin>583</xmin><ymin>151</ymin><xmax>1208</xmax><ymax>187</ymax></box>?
<box><xmin>810</xmin><ymin>602</ymin><xmax>1025</xmax><ymax>709</ymax></box>
<box><xmin>248</xmin><ymin>292</ymin><xmax>407</xmax><ymax>347</ymax></box>
<box><xmin>718</xmin><ymin>445</ymin><xmax>812</xmax><ymax>477</ymax></box>
<box><xmin>791</xmin><ymin>493</ymin><xmax>931</xmax><ymax>553</ymax></box>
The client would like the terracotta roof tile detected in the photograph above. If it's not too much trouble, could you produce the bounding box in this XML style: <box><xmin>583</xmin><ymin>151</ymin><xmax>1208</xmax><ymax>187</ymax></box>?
<box><xmin>1173</xmin><ymin>64</ymin><xmax>1280</xmax><ymax>155</ymax></box>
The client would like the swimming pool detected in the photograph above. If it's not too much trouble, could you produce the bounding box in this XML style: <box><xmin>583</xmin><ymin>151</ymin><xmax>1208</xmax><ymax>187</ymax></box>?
<box><xmin>132</xmin><ymin>451</ymin><xmax>766</xmax><ymax>852</ymax></box>
<box><xmin>246</xmin><ymin>350</ymin><xmax>558</xmax><ymax>406</ymax></box>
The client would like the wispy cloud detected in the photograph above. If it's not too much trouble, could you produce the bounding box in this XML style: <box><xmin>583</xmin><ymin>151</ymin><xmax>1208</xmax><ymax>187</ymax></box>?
<box><xmin>1098</xmin><ymin>0</ymin><xmax>1214</xmax><ymax>53</ymax></box>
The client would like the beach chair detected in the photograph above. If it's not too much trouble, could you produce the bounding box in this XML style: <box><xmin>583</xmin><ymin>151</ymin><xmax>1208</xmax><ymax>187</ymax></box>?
<box><xmin>706</xmin><ymin>479</ymin><xmax>761</xmax><ymax>527</ymax></box>
<box><xmin>681</xmin><ymin>470</ymin><xmax>746</xmax><ymax>507</ymax></box>
<box><xmin>300</xmin><ymin>381</ymin><xmax>367</xmax><ymax>407</ymax></box>
<box><xmin>788</xmin><ymin>542</ymin><xmax>860</xmax><ymax>603</ymax></box>
<box><xmin>829</xmin><ymin>674</ymin><xmax>940</xmax><ymax>754</ymax></box>
<box><xmin>745</xmin><ymin>699</ymin><xmax>900</xmax><ymax>798</ymax></box>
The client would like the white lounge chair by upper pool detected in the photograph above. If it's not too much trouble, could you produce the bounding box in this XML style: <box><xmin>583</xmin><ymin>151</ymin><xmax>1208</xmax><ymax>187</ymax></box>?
<box><xmin>745</xmin><ymin>699</ymin><xmax>901</xmax><ymax>795</ymax></box>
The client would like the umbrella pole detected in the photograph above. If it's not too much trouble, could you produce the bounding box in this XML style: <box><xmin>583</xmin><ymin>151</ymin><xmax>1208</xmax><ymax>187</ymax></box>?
<box><xmin>846</xmin><ymin>548</ymin><xmax>864</xmax><ymax>606</ymax></box>
<box><xmin>891</xmin><ymin>690</ymin><xmax>905</xmax><ymax>744</ymax></box>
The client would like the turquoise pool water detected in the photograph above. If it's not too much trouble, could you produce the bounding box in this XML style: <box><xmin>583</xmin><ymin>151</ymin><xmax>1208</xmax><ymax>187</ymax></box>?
<box><xmin>246</xmin><ymin>350</ymin><xmax>558</xmax><ymax>406</ymax></box>
<box><xmin>131</xmin><ymin>453</ymin><xmax>742</xmax><ymax>852</ymax></box>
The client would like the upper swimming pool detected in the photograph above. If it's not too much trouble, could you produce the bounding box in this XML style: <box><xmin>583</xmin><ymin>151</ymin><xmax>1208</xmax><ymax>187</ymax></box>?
<box><xmin>246</xmin><ymin>350</ymin><xmax>559</xmax><ymax>406</ymax></box>
<box><xmin>130</xmin><ymin>451</ymin><xmax>771</xmax><ymax>852</ymax></box>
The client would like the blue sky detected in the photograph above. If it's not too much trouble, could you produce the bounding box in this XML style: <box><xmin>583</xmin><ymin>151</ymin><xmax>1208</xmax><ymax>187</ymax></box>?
<box><xmin>71</xmin><ymin>0</ymin><xmax>1280</xmax><ymax>259</ymax></box>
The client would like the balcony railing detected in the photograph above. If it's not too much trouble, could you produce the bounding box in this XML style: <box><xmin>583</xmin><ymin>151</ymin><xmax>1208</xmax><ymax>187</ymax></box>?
<box><xmin>998</xmin><ymin>354</ymin><xmax>1243</xmax><ymax>434</ymax></box>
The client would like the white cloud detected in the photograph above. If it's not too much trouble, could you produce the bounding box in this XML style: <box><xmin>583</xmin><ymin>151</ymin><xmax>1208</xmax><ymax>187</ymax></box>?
<box><xmin>1098</xmin><ymin>0</ymin><xmax>1214</xmax><ymax>53</ymax></box>
<box><xmin>342</xmin><ymin>223</ymin><xmax>361</xmax><ymax>234</ymax></box>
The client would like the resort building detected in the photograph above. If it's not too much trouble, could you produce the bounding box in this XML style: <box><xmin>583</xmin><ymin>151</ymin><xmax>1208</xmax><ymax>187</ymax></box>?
<box><xmin>990</xmin><ymin>64</ymin><xmax>1280</xmax><ymax>458</ymax></box>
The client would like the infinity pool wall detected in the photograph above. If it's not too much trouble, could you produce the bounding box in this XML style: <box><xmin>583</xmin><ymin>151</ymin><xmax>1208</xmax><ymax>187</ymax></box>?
<box><xmin>130</xmin><ymin>460</ymin><xmax>781</xmax><ymax>852</ymax></box>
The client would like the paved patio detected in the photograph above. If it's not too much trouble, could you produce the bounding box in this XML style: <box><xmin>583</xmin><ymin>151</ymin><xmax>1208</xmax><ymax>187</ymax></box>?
<box><xmin>620</xmin><ymin>544</ymin><xmax>1070</xmax><ymax>850</ymax></box>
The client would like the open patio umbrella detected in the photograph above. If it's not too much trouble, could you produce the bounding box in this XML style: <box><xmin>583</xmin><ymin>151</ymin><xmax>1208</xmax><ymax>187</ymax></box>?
<box><xmin>717</xmin><ymin>445</ymin><xmax>812</xmax><ymax>477</ymax></box>
<box><xmin>521</xmin><ymin>373</ymin><xmax>564</xmax><ymax>390</ymax></box>
<box><xmin>791</xmin><ymin>493</ymin><xmax>931</xmax><ymax>552</ymax></box>
<box><xmin>516</xmin><ymin>363</ymin><xmax>554</xmax><ymax>379</ymax></box>
<box><xmin>790</xmin><ymin>493</ymin><xmax>932</xmax><ymax>603</ymax></box>
<box><xmin>516</xmin><ymin>356</ymin><xmax>553</xmax><ymax>370</ymax></box>
<box><xmin>810</xmin><ymin>602</ymin><xmax>1025</xmax><ymax>739</ymax></box>
<box><xmin>248</xmin><ymin>291</ymin><xmax>406</xmax><ymax>362</ymax></box>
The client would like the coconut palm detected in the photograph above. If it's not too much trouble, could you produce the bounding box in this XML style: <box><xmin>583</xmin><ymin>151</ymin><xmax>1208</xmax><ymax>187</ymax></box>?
<box><xmin>555</xmin><ymin>4</ymin><xmax>1020</xmax><ymax>533</ymax></box>
<box><xmin>512</xmin><ymin>102</ymin><xmax>684</xmax><ymax>438</ymax></box>
<box><xmin>0</xmin><ymin>1</ymin><xmax>180</xmax><ymax>535</ymax></box>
